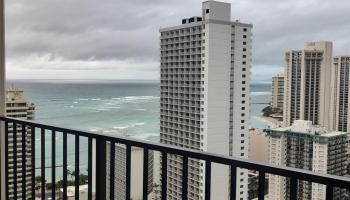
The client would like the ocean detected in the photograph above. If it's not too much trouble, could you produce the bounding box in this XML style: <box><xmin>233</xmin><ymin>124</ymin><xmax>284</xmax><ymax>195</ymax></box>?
<box><xmin>7</xmin><ymin>80</ymin><xmax>271</xmax><ymax>179</ymax></box>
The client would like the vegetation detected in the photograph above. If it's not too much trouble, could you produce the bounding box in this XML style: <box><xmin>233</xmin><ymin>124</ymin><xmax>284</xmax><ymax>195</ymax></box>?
<box><xmin>34</xmin><ymin>169</ymin><xmax>89</xmax><ymax>195</ymax></box>
<box><xmin>262</xmin><ymin>106</ymin><xmax>282</xmax><ymax>117</ymax></box>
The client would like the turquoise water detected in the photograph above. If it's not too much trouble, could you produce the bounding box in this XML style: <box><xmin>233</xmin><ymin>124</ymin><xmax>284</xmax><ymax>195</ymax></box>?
<box><xmin>8</xmin><ymin>80</ymin><xmax>271</xmax><ymax>180</ymax></box>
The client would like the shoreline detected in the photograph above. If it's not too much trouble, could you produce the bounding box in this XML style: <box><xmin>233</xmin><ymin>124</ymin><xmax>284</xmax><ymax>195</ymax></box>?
<box><xmin>255</xmin><ymin>115</ymin><xmax>279</xmax><ymax>128</ymax></box>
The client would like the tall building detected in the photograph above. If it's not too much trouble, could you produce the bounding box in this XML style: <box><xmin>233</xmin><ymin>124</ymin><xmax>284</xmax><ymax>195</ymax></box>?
<box><xmin>160</xmin><ymin>1</ymin><xmax>252</xmax><ymax>199</ymax></box>
<box><xmin>267</xmin><ymin>120</ymin><xmax>348</xmax><ymax>200</ymax></box>
<box><xmin>5</xmin><ymin>88</ymin><xmax>35</xmax><ymax>199</ymax></box>
<box><xmin>271</xmin><ymin>74</ymin><xmax>284</xmax><ymax>111</ymax></box>
<box><xmin>330</xmin><ymin>55</ymin><xmax>350</xmax><ymax>132</ymax></box>
<box><xmin>106</xmin><ymin>141</ymin><xmax>154</xmax><ymax>200</ymax></box>
<box><xmin>283</xmin><ymin>42</ymin><xmax>333</xmax><ymax>128</ymax></box>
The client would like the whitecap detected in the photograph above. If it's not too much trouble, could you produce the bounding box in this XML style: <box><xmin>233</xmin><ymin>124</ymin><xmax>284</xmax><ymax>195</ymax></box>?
<box><xmin>134</xmin><ymin>122</ymin><xmax>145</xmax><ymax>126</ymax></box>
<box><xmin>113</xmin><ymin>126</ymin><xmax>128</xmax><ymax>130</ymax></box>
<box><xmin>73</xmin><ymin>101</ymin><xmax>79</xmax><ymax>104</ymax></box>
<box><xmin>91</xmin><ymin>98</ymin><xmax>101</xmax><ymax>101</ymax></box>
<box><xmin>96</xmin><ymin>108</ymin><xmax>110</xmax><ymax>112</ymax></box>
<box><xmin>124</xmin><ymin>96</ymin><xmax>159</xmax><ymax>101</ymax></box>
<box><xmin>76</xmin><ymin>98</ymin><xmax>89</xmax><ymax>101</ymax></box>
<box><xmin>135</xmin><ymin>108</ymin><xmax>146</xmax><ymax>111</ymax></box>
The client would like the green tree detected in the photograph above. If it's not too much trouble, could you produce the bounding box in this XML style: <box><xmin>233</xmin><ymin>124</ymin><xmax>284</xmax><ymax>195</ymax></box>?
<box><xmin>262</xmin><ymin>106</ymin><xmax>273</xmax><ymax>117</ymax></box>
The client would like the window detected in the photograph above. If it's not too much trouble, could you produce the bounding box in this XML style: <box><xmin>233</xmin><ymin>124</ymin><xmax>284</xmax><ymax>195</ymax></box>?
<box><xmin>243</xmin><ymin>28</ymin><xmax>247</xmax><ymax>32</ymax></box>
<box><xmin>206</xmin><ymin>9</ymin><xmax>210</xmax><ymax>14</ymax></box>
<box><xmin>241</xmin><ymin>126</ymin><xmax>244</xmax><ymax>129</ymax></box>
<box><xmin>242</xmin><ymin>61</ymin><xmax>246</xmax><ymax>65</ymax></box>
<box><xmin>243</xmin><ymin>35</ymin><xmax>247</xmax><ymax>38</ymax></box>
<box><xmin>243</xmin><ymin>41</ymin><xmax>246</xmax><ymax>45</ymax></box>
<box><xmin>243</xmin><ymin>55</ymin><xmax>246</xmax><ymax>58</ymax></box>
<box><xmin>243</xmin><ymin>48</ymin><xmax>246</xmax><ymax>51</ymax></box>
<box><xmin>242</xmin><ymin>68</ymin><xmax>246</xmax><ymax>71</ymax></box>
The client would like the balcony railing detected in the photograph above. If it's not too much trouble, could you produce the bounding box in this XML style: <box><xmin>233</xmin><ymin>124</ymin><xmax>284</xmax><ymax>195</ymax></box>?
<box><xmin>0</xmin><ymin>116</ymin><xmax>350</xmax><ymax>200</ymax></box>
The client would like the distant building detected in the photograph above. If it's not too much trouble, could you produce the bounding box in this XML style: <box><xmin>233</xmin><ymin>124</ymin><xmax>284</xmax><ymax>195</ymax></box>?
<box><xmin>330</xmin><ymin>55</ymin><xmax>350</xmax><ymax>132</ymax></box>
<box><xmin>267</xmin><ymin>120</ymin><xmax>348</xmax><ymax>200</ymax></box>
<box><xmin>283</xmin><ymin>42</ymin><xmax>333</xmax><ymax>128</ymax></box>
<box><xmin>271</xmin><ymin>74</ymin><xmax>284</xmax><ymax>111</ymax></box>
<box><xmin>6</xmin><ymin>88</ymin><xmax>35</xmax><ymax>199</ymax></box>
<box><xmin>160</xmin><ymin>1</ymin><xmax>252</xmax><ymax>199</ymax></box>
<box><xmin>106</xmin><ymin>141</ymin><xmax>154</xmax><ymax>200</ymax></box>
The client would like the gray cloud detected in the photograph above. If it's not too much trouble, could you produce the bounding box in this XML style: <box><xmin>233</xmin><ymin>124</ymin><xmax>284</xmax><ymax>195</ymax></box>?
<box><xmin>5</xmin><ymin>0</ymin><xmax>350</xmax><ymax>80</ymax></box>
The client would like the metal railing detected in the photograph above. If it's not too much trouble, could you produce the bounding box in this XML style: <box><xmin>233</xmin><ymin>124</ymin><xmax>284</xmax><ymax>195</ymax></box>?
<box><xmin>1</xmin><ymin>116</ymin><xmax>350</xmax><ymax>200</ymax></box>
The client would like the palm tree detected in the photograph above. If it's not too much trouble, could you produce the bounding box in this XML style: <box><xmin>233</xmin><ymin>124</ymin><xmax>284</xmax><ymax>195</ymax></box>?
<box><xmin>34</xmin><ymin>176</ymin><xmax>47</xmax><ymax>197</ymax></box>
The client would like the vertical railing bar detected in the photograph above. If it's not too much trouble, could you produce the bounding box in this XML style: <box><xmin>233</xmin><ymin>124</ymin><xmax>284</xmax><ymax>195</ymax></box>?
<box><xmin>88</xmin><ymin>137</ymin><xmax>92</xmax><ymax>200</ymax></box>
<box><xmin>230</xmin><ymin>164</ymin><xmax>237</xmax><ymax>200</ymax></box>
<box><xmin>161</xmin><ymin>152</ymin><xmax>167</xmax><ymax>200</ymax></box>
<box><xmin>326</xmin><ymin>184</ymin><xmax>334</xmax><ymax>200</ymax></box>
<box><xmin>289</xmin><ymin>176</ymin><xmax>297</xmax><ymax>200</ymax></box>
<box><xmin>21</xmin><ymin>124</ymin><xmax>26</xmax><ymax>200</ymax></box>
<box><xmin>75</xmin><ymin>134</ymin><xmax>79</xmax><ymax>200</ymax></box>
<box><xmin>95</xmin><ymin>139</ymin><xmax>106</xmax><ymax>200</ymax></box>
<box><xmin>205</xmin><ymin>161</ymin><xmax>211</xmax><ymax>200</ymax></box>
<box><xmin>4</xmin><ymin>122</ymin><xmax>9</xmax><ymax>200</ymax></box>
<box><xmin>30</xmin><ymin>125</ymin><xmax>35</xmax><ymax>200</ymax></box>
<box><xmin>182</xmin><ymin>156</ymin><xmax>188</xmax><ymax>200</ymax></box>
<box><xmin>41</xmin><ymin>128</ymin><xmax>45</xmax><ymax>200</ymax></box>
<box><xmin>52</xmin><ymin>130</ymin><xmax>56</xmax><ymax>200</ymax></box>
<box><xmin>258</xmin><ymin>170</ymin><xmax>265</xmax><ymax>200</ymax></box>
<box><xmin>13</xmin><ymin>123</ymin><xmax>17</xmax><ymax>199</ymax></box>
<box><xmin>142</xmin><ymin>148</ymin><xmax>149</xmax><ymax>200</ymax></box>
<box><xmin>126</xmin><ymin>144</ymin><xmax>131</xmax><ymax>200</ymax></box>
<box><xmin>110</xmin><ymin>142</ymin><xmax>115</xmax><ymax>200</ymax></box>
<box><xmin>63</xmin><ymin>132</ymin><xmax>67</xmax><ymax>200</ymax></box>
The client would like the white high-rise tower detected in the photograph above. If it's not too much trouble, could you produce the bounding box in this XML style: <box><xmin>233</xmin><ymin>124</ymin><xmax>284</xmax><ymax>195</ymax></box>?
<box><xmin>160</xmin><ymin>1</ymin><xmax>252</xmax><ymax>199</ymax></box>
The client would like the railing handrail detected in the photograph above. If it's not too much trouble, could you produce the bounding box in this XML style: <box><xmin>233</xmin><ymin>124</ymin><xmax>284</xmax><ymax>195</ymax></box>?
<box><xmin>1</xmin><ymin>115</ymin><xmax>350</xmax><ymax>190</ymax></box>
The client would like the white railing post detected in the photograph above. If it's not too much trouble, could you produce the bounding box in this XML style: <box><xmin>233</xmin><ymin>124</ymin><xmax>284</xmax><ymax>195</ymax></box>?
<box><xmin>0</xmin><ymin>0</ymin><xmax>6</xmax><ymax>199</ymax></box>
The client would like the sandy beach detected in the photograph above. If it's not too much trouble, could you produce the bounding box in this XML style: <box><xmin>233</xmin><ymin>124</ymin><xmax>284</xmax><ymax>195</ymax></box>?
<box><xmin>256</xmin><ymin>115</ymin><xmax>280</xmax><ymax>128</ymax></box>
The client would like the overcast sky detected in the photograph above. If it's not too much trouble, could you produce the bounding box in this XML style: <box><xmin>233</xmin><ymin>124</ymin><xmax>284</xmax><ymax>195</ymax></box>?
<box><xmin>5</xmin><ymin>0</ymin><xmax>350</xmax><ymax>82</ymax></box>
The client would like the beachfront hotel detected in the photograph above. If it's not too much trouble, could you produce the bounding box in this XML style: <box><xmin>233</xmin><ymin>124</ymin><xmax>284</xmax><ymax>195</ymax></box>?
<box><xmin>159</xmin><ymin>1</ymin><xmax>252</xmax><ymax>199</ymax></box>
<box><xmin>283</xmin><ymin>42</ymin><xmax>333</xmax><ymax>128</ymax></box>
<box><xmin>271</xmin><ymin>74</ymin><xmax>284</xmax><ymax>111</ymax></box>
<box><xmin>106</xmin><ymin>141</ymin><xmax>155</xmax><ymax>200</ymax></box>
<box><xmin>5</xmin><ymin>88</ymin><xmax>35</xmax><ymax>199</ymax></box>
<box><xmin>267</xmin><ymin>120</ymin><xmax>348</xmax><ymax>200</ymax></box>
<box><xmin>330</xmin><ymin>55</ymin><xmax>350</xmax><ymax>132</ymax></box>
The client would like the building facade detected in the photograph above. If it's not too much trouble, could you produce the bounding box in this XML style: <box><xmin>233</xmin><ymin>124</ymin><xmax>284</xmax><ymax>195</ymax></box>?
<box><xmin>271</xmin><ymin>74</ymin><xmax>284</xmax><ymax>111</ymax></box>
<box><xmin>5</xmin><ymin>88</ymin><xmax>35</xmax><ymax>199</ymax></box>
<box><xmin>283</xmin><ymin>42</ymin><xmax>333</xmax><ymax>128</ymax></box>
<box><xmin>160</xmin><ymin>1</ymin><xmax>252</xmax><ymax>199</ymax></box>
<box><xmin>330</xmin><ymin>56</ymin><xmax>350</xmax><ymax>132</ymax></box>
<box><xmin>106</xmin><ymin>142</ymin><xmax>154</xmax><ymax>200</ymax></box>
<box><xmin>267</xmin><ymin>120</ymin><xmax>348</xmax><ymax>200</ymax></box>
